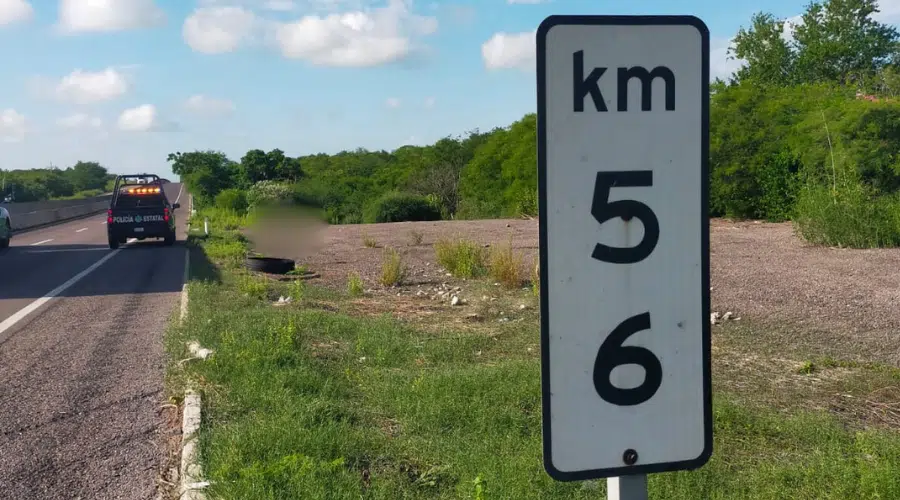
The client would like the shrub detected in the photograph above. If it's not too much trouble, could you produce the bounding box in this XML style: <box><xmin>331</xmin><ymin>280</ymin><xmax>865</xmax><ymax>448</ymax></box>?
<box><xmin>215</xmin><ymin>189</ymin><xmax>249</xmax><ymax>213</ymax></box>
<box><xmin>408</xmin><ymin>230</ymin><xmax>424</xmax><ymax>246</ymax></box>
<box><xmin>434</xmin><ymin>238</ymin><xmax>487</xmax><ymax>278</ymax></box>
<box><xmin>380</xmin><ymin>248</ymin><xmax>406</xmax><ymax>286</ymax></box>
<box><xmin>793</xmin><ymin>182</ymin><xmax>900</xmax><ymax>248</ymax></box>
<box><xmin>347</xmin><ymin>272</ymin><xmax>364</xmax><ymax>296</ymax></box>
<box><xmin>363</xmin><ymin>192</ymin><xmax>441</xmax><ymax>223</ymax></box>
<box><xmin>489</xmin><ymin>236</ymin><xmax>524</xmax><ymax>288</ymax></box>
<box><xmin>247</xmin><ymin>180</ymin><xmax>293</xmax><ymax>209</ymax></box>
<box><xmin>362</xmin><ymin>233</ymin><xmax>377</xmax><ymax>248</ymax></box>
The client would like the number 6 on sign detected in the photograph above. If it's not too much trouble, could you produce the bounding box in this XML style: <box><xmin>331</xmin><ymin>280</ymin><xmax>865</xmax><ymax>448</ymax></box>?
<box><xmin>593</xmin><ymin>312</ymin><xmax>662</xmax><ymax>406</ymax></box>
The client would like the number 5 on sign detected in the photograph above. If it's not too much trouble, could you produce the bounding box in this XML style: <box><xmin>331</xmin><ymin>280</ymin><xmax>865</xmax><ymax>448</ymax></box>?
<box><xmin>537</xmin><ymin>15</ymin><xmax>712</xmax><ymax>482</ymax></box>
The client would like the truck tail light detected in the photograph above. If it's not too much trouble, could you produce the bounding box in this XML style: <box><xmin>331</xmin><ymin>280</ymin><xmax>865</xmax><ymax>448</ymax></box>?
<box><xmin>164</xmin><ymin>207</ymin><xmax>170</xmax><ymax>222</ymax></box>
<box><xmin>107</xmin><ymin>209</ymin><xmax>113</xmax><ymax>224</ymax></box>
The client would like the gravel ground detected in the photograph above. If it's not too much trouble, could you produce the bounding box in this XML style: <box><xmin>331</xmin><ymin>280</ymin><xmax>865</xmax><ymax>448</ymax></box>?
<box><xmin>284</xmin><ymin>218</ymin><xmax>900</xmax><ymax>365</ymax></box>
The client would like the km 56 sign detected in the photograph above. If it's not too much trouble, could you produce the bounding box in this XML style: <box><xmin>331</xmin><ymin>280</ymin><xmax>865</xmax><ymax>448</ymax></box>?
<box><xmin>536</xmin><ymin>15</ymin><xmax>712</xmax><ymax>481</ymax></box>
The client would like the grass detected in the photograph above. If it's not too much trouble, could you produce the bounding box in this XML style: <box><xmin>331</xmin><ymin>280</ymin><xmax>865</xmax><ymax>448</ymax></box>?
<box><xmin>530</xmin><ymin>258</ymin><xmax>540</xmax><ymax>297</ymax></box>
<box><xmin>362</xmin><ymin>233</ymin><xmax>378</xmax><ymax>248</ymax></box>
<box><xmin>487</xmin><ymin>236</ymin><xmax>524</xmax><ymax>288</ymax></box>
<box><xmin>347</xmin><ymin>272</ymin><xmax>365</xmax><ymax>297</ymax></box>
<box><xmin>794</xmin><ymin>182</ymin><xmax>900</xmax><ymax>248</ymax></box>
<box><xmin>173</xmin><ymin>209</ymin><xmax>900</xmax><ymax>499</ymax></box>
<box><xmin>434</xmin><ymin>237</ymin><xmax>487</xmax><ymax>278</ymax></box>
<box><xmin>380</xmin><ymin>248</ymin><xmax>405</xmax><ymax>286</ymax></box>
<box><xmin>409</xmin><ymin>230</ymin><xmax>424</xmax><ymax>246</ymax></box>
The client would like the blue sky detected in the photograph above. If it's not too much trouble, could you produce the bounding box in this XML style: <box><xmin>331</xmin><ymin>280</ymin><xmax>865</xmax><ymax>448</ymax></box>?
<box><xmin>1</xmin><ymin>0</ymin><xmax>898</xmax><ymax>180</ymax></box>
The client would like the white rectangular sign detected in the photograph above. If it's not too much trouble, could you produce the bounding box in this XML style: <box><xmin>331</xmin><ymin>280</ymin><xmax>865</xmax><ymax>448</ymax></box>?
<box><xmin>537</xmin><ymin>15</ymin><xmax>712</xmax><ymax>481</ymax></box>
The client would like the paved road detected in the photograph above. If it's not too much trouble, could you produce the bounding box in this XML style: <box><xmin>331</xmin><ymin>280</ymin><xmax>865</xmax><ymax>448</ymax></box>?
<box><xmin>0</xmin><ymin>183</ymin><xmax>188</xmax><ymax>499</ymax></box>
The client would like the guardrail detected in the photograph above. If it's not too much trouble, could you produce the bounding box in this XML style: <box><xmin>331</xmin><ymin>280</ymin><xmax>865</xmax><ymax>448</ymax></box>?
<box><xmin>7</xmin><ymin>196</ymin><xmax>111</xmax><ymax>232</ymax></box>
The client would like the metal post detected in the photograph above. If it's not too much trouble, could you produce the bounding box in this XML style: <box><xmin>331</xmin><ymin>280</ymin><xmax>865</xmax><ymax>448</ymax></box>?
<box><xmin>607</xmin><ymin>475</ymin><xmax>648</xmax><ymax>500</ymax></box>
<box><xmin>204</xmin><ymin>218</ymin><xmax>209</xmax><ymax>236</ymax></box>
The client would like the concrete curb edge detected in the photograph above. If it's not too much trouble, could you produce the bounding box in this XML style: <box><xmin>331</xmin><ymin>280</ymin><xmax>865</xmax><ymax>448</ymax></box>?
<box><xmin>179</xmin><ymin>193</ymin><xmax>209</xmax><ymax>499</ymax></box>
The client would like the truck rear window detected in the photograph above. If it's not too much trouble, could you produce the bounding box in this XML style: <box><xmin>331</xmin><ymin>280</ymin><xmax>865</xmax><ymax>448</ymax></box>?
<box><xmin>114</xmin><ymin>194</ymin><xmax>166</xmax><ymax>208</ymax></box>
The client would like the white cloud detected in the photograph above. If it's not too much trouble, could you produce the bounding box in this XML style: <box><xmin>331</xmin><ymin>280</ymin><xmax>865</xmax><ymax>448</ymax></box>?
<box><xmin>183</xmin><ymin>6</ymin><xmax>260</xmax><ymax>54</ymax></box>
<box><xmin>58</xmin><ymin>0</ymin><xmax>165</xmax><ymax>33</ymax></box>
<box><xmin>0</xmin><ymin>0</ymin><xmax>33</xmax><ymax>26</ymax></box>
<box><xmin>273</xmin><ymin>0</ymin><xmax>438</xmax><ymax>67</ymax></box>
<box><xmin>481</xmin><ymin>30</ymin><xmax>535</xmax><ymax>70</ymax></box>
<box><xmin>56</xmin><ymin>113</ymin><xmax>103</xmax><ymax>129</ymax></box>
<box><xmin>711</xmin><ymin>37</ymin><xmax>745</xmax><ymax>81</ymax></box>
<box><xmin>184</xmin><ymin>94</ymin><xmax>236</xmax><ymax>115</ymax></box>
<box><xmin>424</xmin><ymin>96</ymin><xmax>435</xmax><ymax>108</ymax></box>
<box><xmin>117</xmin><ymin>104</ymin><xmax>159</xmax><ymax>132</ymax></box>
<box><xmin>42</xmin><ymin>67</ymin><xmax>131</xmax><ymax>104</ymax></box>
<box><xmin>386</xmin><ymin>97</ymin><xmax>401</xmax><ymax>108</ymax></box>
<box><xmin>0</xmin><ymin>109</ymin><xmax>26</xmax><ymax>142</ymax></box>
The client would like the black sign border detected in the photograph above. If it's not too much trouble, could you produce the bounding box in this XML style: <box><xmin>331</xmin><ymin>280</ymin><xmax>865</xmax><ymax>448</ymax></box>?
<box><xmin>537</xmin><ymin>14</ymin><xmax>712</xmax><ymax>482</ymax></box>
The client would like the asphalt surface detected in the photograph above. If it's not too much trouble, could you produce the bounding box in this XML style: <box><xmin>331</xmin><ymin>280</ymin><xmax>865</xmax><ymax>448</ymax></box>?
<box><xmin>0</xmin><ymin>183</ymin><xmax>187</xmax><ymax>499</ymax></box>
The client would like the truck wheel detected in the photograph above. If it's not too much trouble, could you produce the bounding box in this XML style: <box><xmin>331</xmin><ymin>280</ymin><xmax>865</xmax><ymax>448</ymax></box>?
<box><xmin>108</xmin><ymin>235</ymin><xmax>120</xmax><ymax>249</ymax></box>
<box><xmin>164</xmin><ymin>230</ymin><xmax>176</xmax><ymax>246</ymax></box>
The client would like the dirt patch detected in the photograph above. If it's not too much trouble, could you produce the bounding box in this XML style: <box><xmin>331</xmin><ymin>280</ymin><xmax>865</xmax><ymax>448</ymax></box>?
<box><xmin>155</xmin><ymin>401</ymin><xmax>182</xmax><ymax>499</ymax></box>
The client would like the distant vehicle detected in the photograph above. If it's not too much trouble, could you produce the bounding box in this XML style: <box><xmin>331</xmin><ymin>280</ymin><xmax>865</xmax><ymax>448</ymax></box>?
<box><xmin>107</xmin><ymin>174</ymin><xmax>180</xmax><ymax>249</ymax></box>
<box><xmin>0</xmin><ymin>206</ymin><xmax>10</xmax><ymax>248</ymax></box>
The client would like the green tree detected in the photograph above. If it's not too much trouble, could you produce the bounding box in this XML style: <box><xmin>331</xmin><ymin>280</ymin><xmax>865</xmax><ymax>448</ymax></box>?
<box><xmin>167</xmin><ymin>150</ymin><xmax>239</xmax><ymax>206</ymax></box>
<box><xmin>67</xmin><ymin>161</ymin><xmax>110</xmax><ymax>192</ymax></box>
<box><xmin>730</xmin><ymin>13</ymin><xmax>796</xmax><ymax>86</ymax></box>
<box><xmin>792</xmin><ymin>0</ymin><xmax>899</xmax><ymax>87</ymax></box>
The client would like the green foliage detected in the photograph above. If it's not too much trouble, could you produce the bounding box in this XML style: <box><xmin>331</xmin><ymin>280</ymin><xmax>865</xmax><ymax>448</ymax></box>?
<box><xmin>363</xmin><ymin>191</ymin><xmax>441</xmax><ymax>223</ymax></box>
<box><xmin>0</xmin><ymin>162</ymin><xmax>113</xmax><ymax>202</ymax></box>
<box><xmin>215</xmin><ymin>189</ymin><xmax>249</xmax><ymax>213</ymax></box>
<box><xmin>347</xmin><ymin>272</ymin><xmax>364</xmax><ymax>296</ymax></box>
<box><xmin>730</xmin><ymin>0</ymin><xmax>899</xmax><ymax>89</ymax></box>
<box><xmin>434</xmin><ymin>238</ymin><xmax>488</xmax><ymax>278</ymax></box>
<box><xmin>793</xmin><ymin>182</ymin><xmax>900</xmax><ymax>247</ymax></box>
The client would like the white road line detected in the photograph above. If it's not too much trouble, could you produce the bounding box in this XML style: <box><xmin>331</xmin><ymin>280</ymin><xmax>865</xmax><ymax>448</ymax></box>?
<box><xmin>30</xmin><ymin>239</ymin><xmax>53</xmax><ymax>246</ymax></box>
<box><xmin>26</xmin><ymin>248</ymin><xmax>109</xmax><ymax>254</ymax></box>
<box><xmin>76</xmin><ymin>228</ymin><xmax>88</xmax><ymax>233</ymax></box>
<box><xmin>0</xmin><ymin>249</ymin><xmax>121</xmax><ymax>338</ymax></box>
<box><xmin>0</xmin><ymin>237</ymin><xmax>143</xmax><ymax>337</ymax></box>
<box><xmin>173</xmin><ymin>183</ymin><xmax>185</xmax><ymax>205</ymax></box>
<box><xmin>101</xmin><ymin>221</ymin><xmax>107</xmax><ymax>225</ymax></box>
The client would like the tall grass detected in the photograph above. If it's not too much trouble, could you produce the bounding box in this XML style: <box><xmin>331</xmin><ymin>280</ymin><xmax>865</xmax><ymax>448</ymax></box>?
<box><xmin>434</xmin><ymin>238</ymin><xmax>487</xmax><ymax>278</ymax></box>
<box><xmin>380</xmin><ymin>248</ymin><xmax>405</xmax><ymax>286</ymax></box>
<box><xmin>488</xmin><ymin>236</ymin><xmax>524</xmax><ymax>288</ymax></box>
<box><xmin>793</xmin><ymin>183</ymin><xmax>900</xmax><ymax>247</ymax></box>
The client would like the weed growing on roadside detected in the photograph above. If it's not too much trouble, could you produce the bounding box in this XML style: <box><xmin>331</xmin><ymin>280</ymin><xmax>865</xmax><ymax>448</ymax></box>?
<box><xmin>347</xmin><ymin>272</ymin><xmax>364</xmax><ymax>296</ymax></box>
<box><xmin>434</xmin><ymin>237</ymin><xmax>487</xmax><ymax>278</ymax></box>
<box><xmin>408</xmin><ymin>230</ymin><xmax>424</xmax><ymax>246</ymax></box>
<box><xmin>362</xmin><ymin>233</ymin><xmax>378</xmax><ymax>248</ymax></box>
<box><xmin>489</xmin><ymin>236</ymin><xmax>524</xmax><ymax>288</ymax></box>
<box><xmin>380</xmin><ymin>248</ymin><xmax>405</xmax><ymax>286</ymax></box>
<box><xmin>530</xmin><ymin>258</ymin><xmax>540</xmax><ymax>297</ymax></box>
<box><xmin>289</xmin><ymin>278</ymin><xmax>305</xmax><ymax>301</ymax></box>
<box><xmin>238</xmin><ymin>274</ymin><xmax>267</xmax><ymax>300</ymax></box>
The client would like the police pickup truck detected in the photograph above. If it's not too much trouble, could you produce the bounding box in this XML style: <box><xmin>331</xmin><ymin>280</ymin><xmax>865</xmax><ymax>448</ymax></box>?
<box><xmin>107</xmin><ymin>174</ymin><xmax>180</xmax><ymax>249</ymax></box>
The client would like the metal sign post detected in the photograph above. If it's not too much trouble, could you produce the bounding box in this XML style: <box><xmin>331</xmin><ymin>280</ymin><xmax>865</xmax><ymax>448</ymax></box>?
<box><xmin>536</xmin><ymin>15</ymin><xmax>712</xmax><ymax>498</ymax></box>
